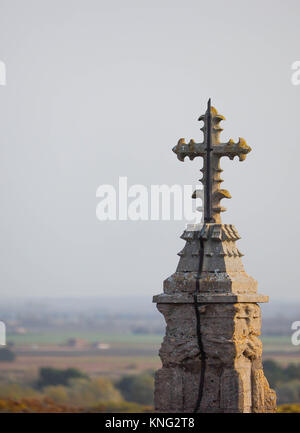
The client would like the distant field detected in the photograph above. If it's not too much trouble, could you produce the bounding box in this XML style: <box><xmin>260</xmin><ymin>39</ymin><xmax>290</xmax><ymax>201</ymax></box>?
<box><xmin>0</xmin><ymin>331</ymin><xmax>162</xmax><ymax>379</ymax></box>
<box><xmin>6</xmin><ymin>331</ymin><xmax>162</xmax><ymax>347</ymax></box>
<box><xmin>6</xmin><ymin>331</ymin><xmax>299</xmax><ymax>355</ymax></box>
<box><xmin>1</xmin><ymin>331</ymin><xmax>299</xmax><ymax>380</ymax></box>
<box><xmin>0</xmin><ymin>353</ymin><xmax>161</xmax><ymax>378</ymax></box>
<box><xmin>261</xmin><ymin>336</ymin><xmax>300</xmax><ymax>364</ymax></box>
<box><xmin>262</xmin><ymin>336</ymin><xmax>295</xmax><ymax>347</ymax></box>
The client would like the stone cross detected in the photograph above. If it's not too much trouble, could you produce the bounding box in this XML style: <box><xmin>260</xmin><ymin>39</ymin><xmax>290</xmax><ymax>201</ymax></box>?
<box><xmin>172</xmin><ymin>99</ymin><xmax>251</xmax><ymax>223</ymax></box>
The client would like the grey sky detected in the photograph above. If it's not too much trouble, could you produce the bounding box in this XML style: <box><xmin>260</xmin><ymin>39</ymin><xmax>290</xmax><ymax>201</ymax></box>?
<box><xmin>0</xmin><ymin>0</ymin><xmax>299</xmax><ymax>300</ymax></box>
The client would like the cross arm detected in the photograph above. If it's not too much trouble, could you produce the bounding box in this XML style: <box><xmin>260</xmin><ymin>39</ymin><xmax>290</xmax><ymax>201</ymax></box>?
<box><xmin>172</xmin><ymin>138</ymin><xmax>206</xmax><ymax>161</ymax></box>
<box><xmin>213</xmin><ymin>138</ymin><xmax>251</xmax><ymax>161</ymax></box>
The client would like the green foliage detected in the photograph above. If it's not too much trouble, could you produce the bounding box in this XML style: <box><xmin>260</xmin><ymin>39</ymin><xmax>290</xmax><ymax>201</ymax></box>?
<box><xmin>37</xmin><ymin>367</ymin><xmax>87</xmax><ymax>389</ymax></box>
<box><xmin>0</xmin><ymin>377</ymin><xmax>123</xmax><ymax>409</ymax></box>
<box><xmin>0</xmin><ymin>369</ymin><xmax>155</xmax><ymax>411</ymax></box>
<box><xmin>275</xmin><ymin>380</ymin><xmax>300</xmax><ymax>404</ymax></box>
<box><xmin>42</xmin><ymin>385</ymin><xmax>69</xmax><ymax>404</ymax></box>
<box><xmin>264</xmin><ymin>360</ymin><xmax>300</xmax><ymax>387</ymax></box>
<box><xmin>116</xmin><ymin>373</ymin><xmax>154</xmax><ymax>405</ymax></box>
<box><xmin>285</xmin><ymin>364</ymin><xmax>300</xmax><ymax>381</ymax></box>
<box><xmin>43</xmin><ymin>377</ymin><xmax>123</xmax><ymax>407</ymax></box>
<box><xmin>264</xmin><ymin>360</ymin><xmax>300</xmax><ymax>404</ymax></box>
<box><xmin>0</xmin><ymin>348</ymin><xmax>16</xmax><ymax>362</ymax></box>
<box><xmin>53</xmin><ymin>377</ymin><xmax>122</xmax><ymax>407</ymax></box>
<box><xmin>263</xmin><ymin>359</ymin><xmax>286</xmax><ymax>388</ymax></box>
<box><xmin>0</xmin><ymin>383</ymin><xmax>40</xmax><ymax>400</ymax></box>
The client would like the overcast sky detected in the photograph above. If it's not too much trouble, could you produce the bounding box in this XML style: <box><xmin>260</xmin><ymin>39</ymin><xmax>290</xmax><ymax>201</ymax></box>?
<box><xmin>0</xmin><ymin>0</ymin><xmax>299</xmax><ymax>301</ymax></box>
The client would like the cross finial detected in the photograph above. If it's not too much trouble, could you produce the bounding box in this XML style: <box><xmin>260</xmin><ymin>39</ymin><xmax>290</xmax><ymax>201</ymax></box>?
<box><xmin>172</xmin><ymin>100</ymin><xmax>251</xmax><ymax>223</ymax></box>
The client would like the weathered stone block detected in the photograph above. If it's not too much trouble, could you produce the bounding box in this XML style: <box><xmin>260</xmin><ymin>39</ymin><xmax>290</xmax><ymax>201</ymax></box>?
<box><xmin>154</xmin><ymin>298</ymin><xmax>276</xmax><ymax>412</ymax></box>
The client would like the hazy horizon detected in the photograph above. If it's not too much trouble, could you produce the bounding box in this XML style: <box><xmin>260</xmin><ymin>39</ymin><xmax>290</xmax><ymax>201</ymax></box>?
<box><xmin>0</xmin><ymin>0</ymin><xmax>299</xmax><ymax>301</ymax></box>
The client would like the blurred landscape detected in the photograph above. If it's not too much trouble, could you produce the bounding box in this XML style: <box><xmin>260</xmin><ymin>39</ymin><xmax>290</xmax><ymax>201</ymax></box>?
<box><xmin>0</xmin><ymin>296</ymin><xmax>299</xmax><ymax>412</ymax></box>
